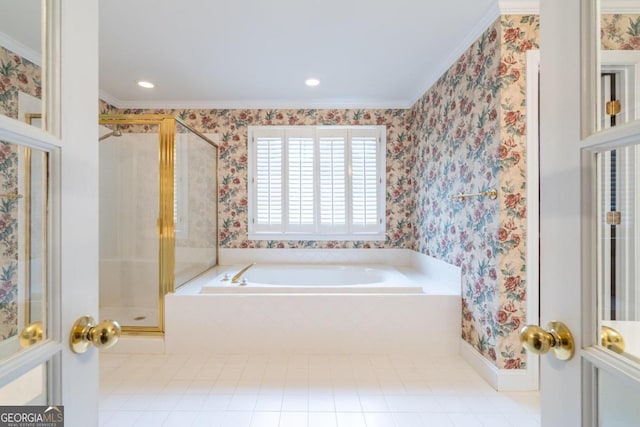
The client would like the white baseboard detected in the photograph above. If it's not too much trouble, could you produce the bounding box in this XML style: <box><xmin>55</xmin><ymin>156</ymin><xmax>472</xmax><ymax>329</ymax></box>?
<box><xmin>460</xmin><ymin>339</ymin><xmax>538</xmax><ymax>391</ymax></box>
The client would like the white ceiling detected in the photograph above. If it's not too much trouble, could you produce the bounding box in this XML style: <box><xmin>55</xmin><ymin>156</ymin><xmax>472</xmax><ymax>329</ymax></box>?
<box><xmin>99</xmin><ymin>0</ymin><xmax>502</xmax><ymax>109</ymax></box>
<box><xmin>0</xmin><ymin>1</ymin><xmax>558</xmax><ymax>109</ymax></box>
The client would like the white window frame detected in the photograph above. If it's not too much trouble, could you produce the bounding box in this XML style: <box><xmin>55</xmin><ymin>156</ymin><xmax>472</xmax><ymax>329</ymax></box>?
<box><xmin>248</xmin><ymin>125</ymin><xmax>386</xmax><ymax>241</ymax></box>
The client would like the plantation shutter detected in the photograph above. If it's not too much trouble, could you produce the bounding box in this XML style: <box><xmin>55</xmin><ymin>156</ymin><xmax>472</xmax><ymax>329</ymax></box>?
<box><xmin>248</xmin><ymin>126</ymin><xmax>385</xmax><ymax>240</ymax></box>
<box><xmin>351</xmin><ymin>134</ymin><xmax>379</xmax><ymax>231</ymax></box>
<box><xmin>318</xmin><ymin>132</ymin><xmax>347</xmax><ymax>233</ymax></box>
<box><xmin>287</xmin><ymin>135</ymin><xmax>315</xmax><ymax>231</ymax></box>
<box><xmin>254</xmin><ymin>135</ymin><xmax>283</xmax><ymax>232</ymax></box>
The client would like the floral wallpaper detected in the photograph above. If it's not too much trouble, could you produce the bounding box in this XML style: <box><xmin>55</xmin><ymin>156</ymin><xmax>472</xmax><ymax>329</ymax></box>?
<box><xmin>0</xmin><ymin>46</ymin><xmax>41</xmax><ymax>120</ymax></box>
<box><xmin>114</xmin><ymin>108</ymin><xmax>414</xmax><ymax>250</ymax></box>
<box><xmin>496</xmin><ymin>15</ymin><xmax>539</xmax><ymax>369</ymax></box>
<box><xmin>410</xmin><ymin>15</ymin><xmax>539</xmax><ymax>370</ymax></box>
<box><xmin>602</xmin><ymin>14</ymin><xmax>640</xmax><ymax>50</ymax></box>
<box><xmin>0</xmin><ymin>45</ymin><xmax>41</xmax><ymax>341</ymax></box>
<box><xmin>411</xmin><ymin>20</ymin><xmax>504</xmax><ymax>366</ymax></box>
<box><xmin>0</xmin><ymin>140</ymin><xmax>19</xmax><ymax>341</ymax></box>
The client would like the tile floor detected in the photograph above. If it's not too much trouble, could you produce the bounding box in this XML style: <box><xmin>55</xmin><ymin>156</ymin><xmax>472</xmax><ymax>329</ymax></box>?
<box><xmin>99</xmin><ymin>353</ymin><xmax>540</xmax><ymax>427</ymax></box>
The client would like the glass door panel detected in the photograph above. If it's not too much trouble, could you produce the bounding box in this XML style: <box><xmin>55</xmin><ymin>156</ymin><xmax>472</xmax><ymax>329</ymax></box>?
<box><xmin>597</xmin><ymin>145</ymin><xmax>640</xmax><ymax>363</ymax></box>
<box><xmin>99</xmin><ymin>124</ymin><xmax>161</xmax><ymax>331</ymax></box>
<box><xmin>0</xmin><ymin>140</ymin><xmax>48</xmax><ymax>362</ymax></box>
<box><xmin>0</xmin><ymin>1</ymin><xmax>48</xmax><ymax>131</ymax></box>
<box><xmin>0</xmin><ymin>362</ymin><xmax>48</xmax><ymax>405</ymax></box>
<box><xmin>598</xmin><ymin>368</ymin><xmax>640</xmax><ymax>426</ymax></box>
<box><xmin>174</xmin><ymin>122</ymin><xmax>217</xmax><ymax>288</ymax></box>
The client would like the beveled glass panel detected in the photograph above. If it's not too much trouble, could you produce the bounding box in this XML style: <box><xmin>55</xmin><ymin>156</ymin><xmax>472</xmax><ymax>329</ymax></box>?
<box><xmin>0</xmin><ymin>140</ymin><xmax>48</xmax><ymax>362</ymax></box>
<box><xmin>596</xmin><ymin>145</ymin><xmax>640</xmax><ymax>363</ymax></box>
<box><xmin>0</xmin><ymin>1</ymin><xmax>46</xmax><ymax>130</ymax></box>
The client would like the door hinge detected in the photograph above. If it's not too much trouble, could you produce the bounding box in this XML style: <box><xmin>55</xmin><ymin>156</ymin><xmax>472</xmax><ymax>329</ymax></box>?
<box><xmin>606</xmin><ymin>211</ymin><xmax>621</xmax><ymax>225</ymax></box>
<box><xmin>606</xmin><ymin>100</ymin><xmax>621</xmax><ymax>116</ymax></box>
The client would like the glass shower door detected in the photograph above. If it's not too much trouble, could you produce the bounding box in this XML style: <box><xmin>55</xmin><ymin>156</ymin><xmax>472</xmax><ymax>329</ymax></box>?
<box><xmin>99</xmin><ymin>124</ymin><xmax>161</xmax><ymax>331</ymax></box>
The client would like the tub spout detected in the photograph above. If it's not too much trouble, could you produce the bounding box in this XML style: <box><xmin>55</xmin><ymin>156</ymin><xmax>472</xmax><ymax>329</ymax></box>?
<box><xmin>231</xmin><ymin>263</ymin><xmax>256</xmax><ymax>283</ymax></box>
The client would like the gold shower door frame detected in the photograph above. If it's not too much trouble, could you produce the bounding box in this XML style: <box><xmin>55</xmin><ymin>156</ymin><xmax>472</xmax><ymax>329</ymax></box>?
<box><xmin>99</xmin><ymin>114</ymin><xmax>218</xmax><ymax>335</ymax></box>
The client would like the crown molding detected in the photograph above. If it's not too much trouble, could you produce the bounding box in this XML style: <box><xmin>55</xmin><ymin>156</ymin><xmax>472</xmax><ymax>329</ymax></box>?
<box><xmin>98</xmin><ymin>90</ymin><xmax>123</xmax><ymax>110</ymax></box>
<box><xmin>601</xmin><ymin>0</ymin><xmax>640</xmax><ymax>13</ymax></box>
<box><xmin>498</xmin><ymin>0</ymin><xmax>539</xmax><ymax>14</ymax></box>
<box><xmin>408</xmin><ymin>2</ymin><xmax>501</xmax><ymax>108</ymax></box>
<box><xmin>0</xmin><ymin>31</ymin><xmax>41</xmax><ymax>66</ymax></box>
<box><xmin>96</xmin><ymin>91</ymin><xmax>412</xmax><ymax>110</ymax></box>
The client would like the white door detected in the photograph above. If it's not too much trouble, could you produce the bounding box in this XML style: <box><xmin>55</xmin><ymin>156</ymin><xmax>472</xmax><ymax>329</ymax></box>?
<box><xmin>539</xmin><ymin>0</ymin><xmax>640</xmax><ymax>425</ymax></box>
<box><xmin>0</xmin><ymin>1</ymin><xmax>102</xmax><ymax>426</ymax></box>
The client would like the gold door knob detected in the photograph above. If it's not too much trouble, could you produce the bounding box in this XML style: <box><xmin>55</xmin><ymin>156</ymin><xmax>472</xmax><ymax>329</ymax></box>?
<box><xmin>20</xmin><ymin>321</ymin><xmax>44</xmax><ymax>348</ymax></box>
<box><xmin>69</xmin><ymin>315</ymin><xmax>121</xmax><ymax>354</ymax></box>
<box><xmin>601</xmin><ymin>326</ymin><xmax>625</xmax><ymax>354</ymax></box>
<box><xmin>519</xmin><ymin>321</ymin><xmax>575</xmax><ymax>361</ymax></box>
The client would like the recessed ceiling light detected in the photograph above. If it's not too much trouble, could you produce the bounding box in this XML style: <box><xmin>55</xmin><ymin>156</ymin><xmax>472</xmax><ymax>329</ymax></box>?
<box><xmin>137</xmin><ymin>80</ymin><xmax>155</xmax><ymax>89</ymax></box>
<box><xmin>305</xmin><ymin>78</ymin><xmax>320</xmax><ymax>87</ymax></box>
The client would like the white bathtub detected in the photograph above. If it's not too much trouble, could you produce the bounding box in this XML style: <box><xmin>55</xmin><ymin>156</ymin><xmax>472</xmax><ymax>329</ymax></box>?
<box><xmin>165</xmin><ymin>249</ymin><xmax>461</xmax><ymax>354</ymax></box>
<box><xmin>200</xmin><ymin>264</ymin><xmax>424</xmax><ymax>294</ymax></box>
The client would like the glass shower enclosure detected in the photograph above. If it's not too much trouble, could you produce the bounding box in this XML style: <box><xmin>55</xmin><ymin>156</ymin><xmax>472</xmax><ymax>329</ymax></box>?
<box><xmin>98</xmin><ymin>114</ymin><xmax>218</xmax><ymax>334</ymax></box>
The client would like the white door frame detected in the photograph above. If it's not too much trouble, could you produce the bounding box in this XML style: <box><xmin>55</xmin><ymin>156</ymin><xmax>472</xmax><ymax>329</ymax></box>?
<box><xmin>59</xmin><ymin>0</ymin><xmax>100</xmax><ymax>424</ymax></box>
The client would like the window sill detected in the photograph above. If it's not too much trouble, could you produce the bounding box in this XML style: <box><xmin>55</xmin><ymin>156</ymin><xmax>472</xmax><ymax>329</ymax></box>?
<box><xmin>248</xmin><ymin>232</ymin><xmax>386</xmax><ymax>241</ymax></box>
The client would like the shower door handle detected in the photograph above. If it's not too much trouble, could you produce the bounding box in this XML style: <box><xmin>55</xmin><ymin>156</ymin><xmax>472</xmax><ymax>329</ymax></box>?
<box><xmin>69</xmin><ymin>315</ymin><xmax>121</xmax><ymax>354</ymax></box>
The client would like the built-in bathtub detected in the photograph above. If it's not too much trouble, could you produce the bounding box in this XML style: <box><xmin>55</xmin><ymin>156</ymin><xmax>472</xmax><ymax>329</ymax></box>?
<box><xmin>201</xmin><ymin>264</ymin><xmax>425</xmax><ymax>294</ymax></box>
<box><xmin>165</xmin><ymin>249</ymin><xmax>461</xmax><ymax>354</ymax></box>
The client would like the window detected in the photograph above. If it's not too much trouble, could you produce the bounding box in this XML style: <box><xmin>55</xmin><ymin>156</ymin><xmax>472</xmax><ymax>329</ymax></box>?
<box><xmin>248</xmin><ymin>126</ymin><xmax>386</xmax><ymax>240</ymax></box>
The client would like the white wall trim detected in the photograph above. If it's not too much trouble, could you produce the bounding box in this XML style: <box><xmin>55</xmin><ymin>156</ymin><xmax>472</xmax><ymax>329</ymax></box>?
<box><xmin>0</xmin><ymin>31</ymin><xmax>41</xmax><ymax>66</ymax></box>
<box><xmin>601</xmin><ymin>0</ymin><xmax>640</xmax><ymax>13</ymax></box>
<box><xmin>499</xmin><ymin>0</ymin><xmax>540</xmax><ymax>14</ymax></box>
<box><xmin>498</xmin><ymin>0</ymin><xmax>640</xmax><ymax>14</ymax></box>
<box><xmin>95</xmin><ymin>90</ymin><xmax>412</xmax><ymax>110</ymax></box>
<box><xmin>407</xmin><ymin>3</ymin><xmax>500</xmax><ymax>108</ymax></box>
<box><xmin>525</xmin><ymin>49</ymin><xmax>541</xmax><ymax>391</ymax></box>
<box><xmin>460</xmin><ymin>339</ymin><xmax>538</xmax><ymax>391</ymax></box>
<box><xmin>98</xmin><ymin>90</ymin><xmax>123</xmax><ymax>110</ymax></box>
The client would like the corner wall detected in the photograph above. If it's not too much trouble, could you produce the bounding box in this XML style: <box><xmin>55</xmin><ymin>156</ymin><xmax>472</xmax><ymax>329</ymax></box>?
<box><xmin>409</xmin><ymin>15</ymin><xmax>539</xmax><ymax>370</ymax></box>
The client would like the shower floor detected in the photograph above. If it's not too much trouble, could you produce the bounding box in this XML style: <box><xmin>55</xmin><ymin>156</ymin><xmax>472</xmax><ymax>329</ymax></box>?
<box><xmin>100</xmin><ymin>306</ymin><xmax>158</xmax><ymax>328</ymax></box>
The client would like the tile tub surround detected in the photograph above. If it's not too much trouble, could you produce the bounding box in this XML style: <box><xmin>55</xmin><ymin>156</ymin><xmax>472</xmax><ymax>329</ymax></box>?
<box><xmin>165</xmin><ymin>249</ymin><xmax>460</xmax><ymax>355</ymax></box>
